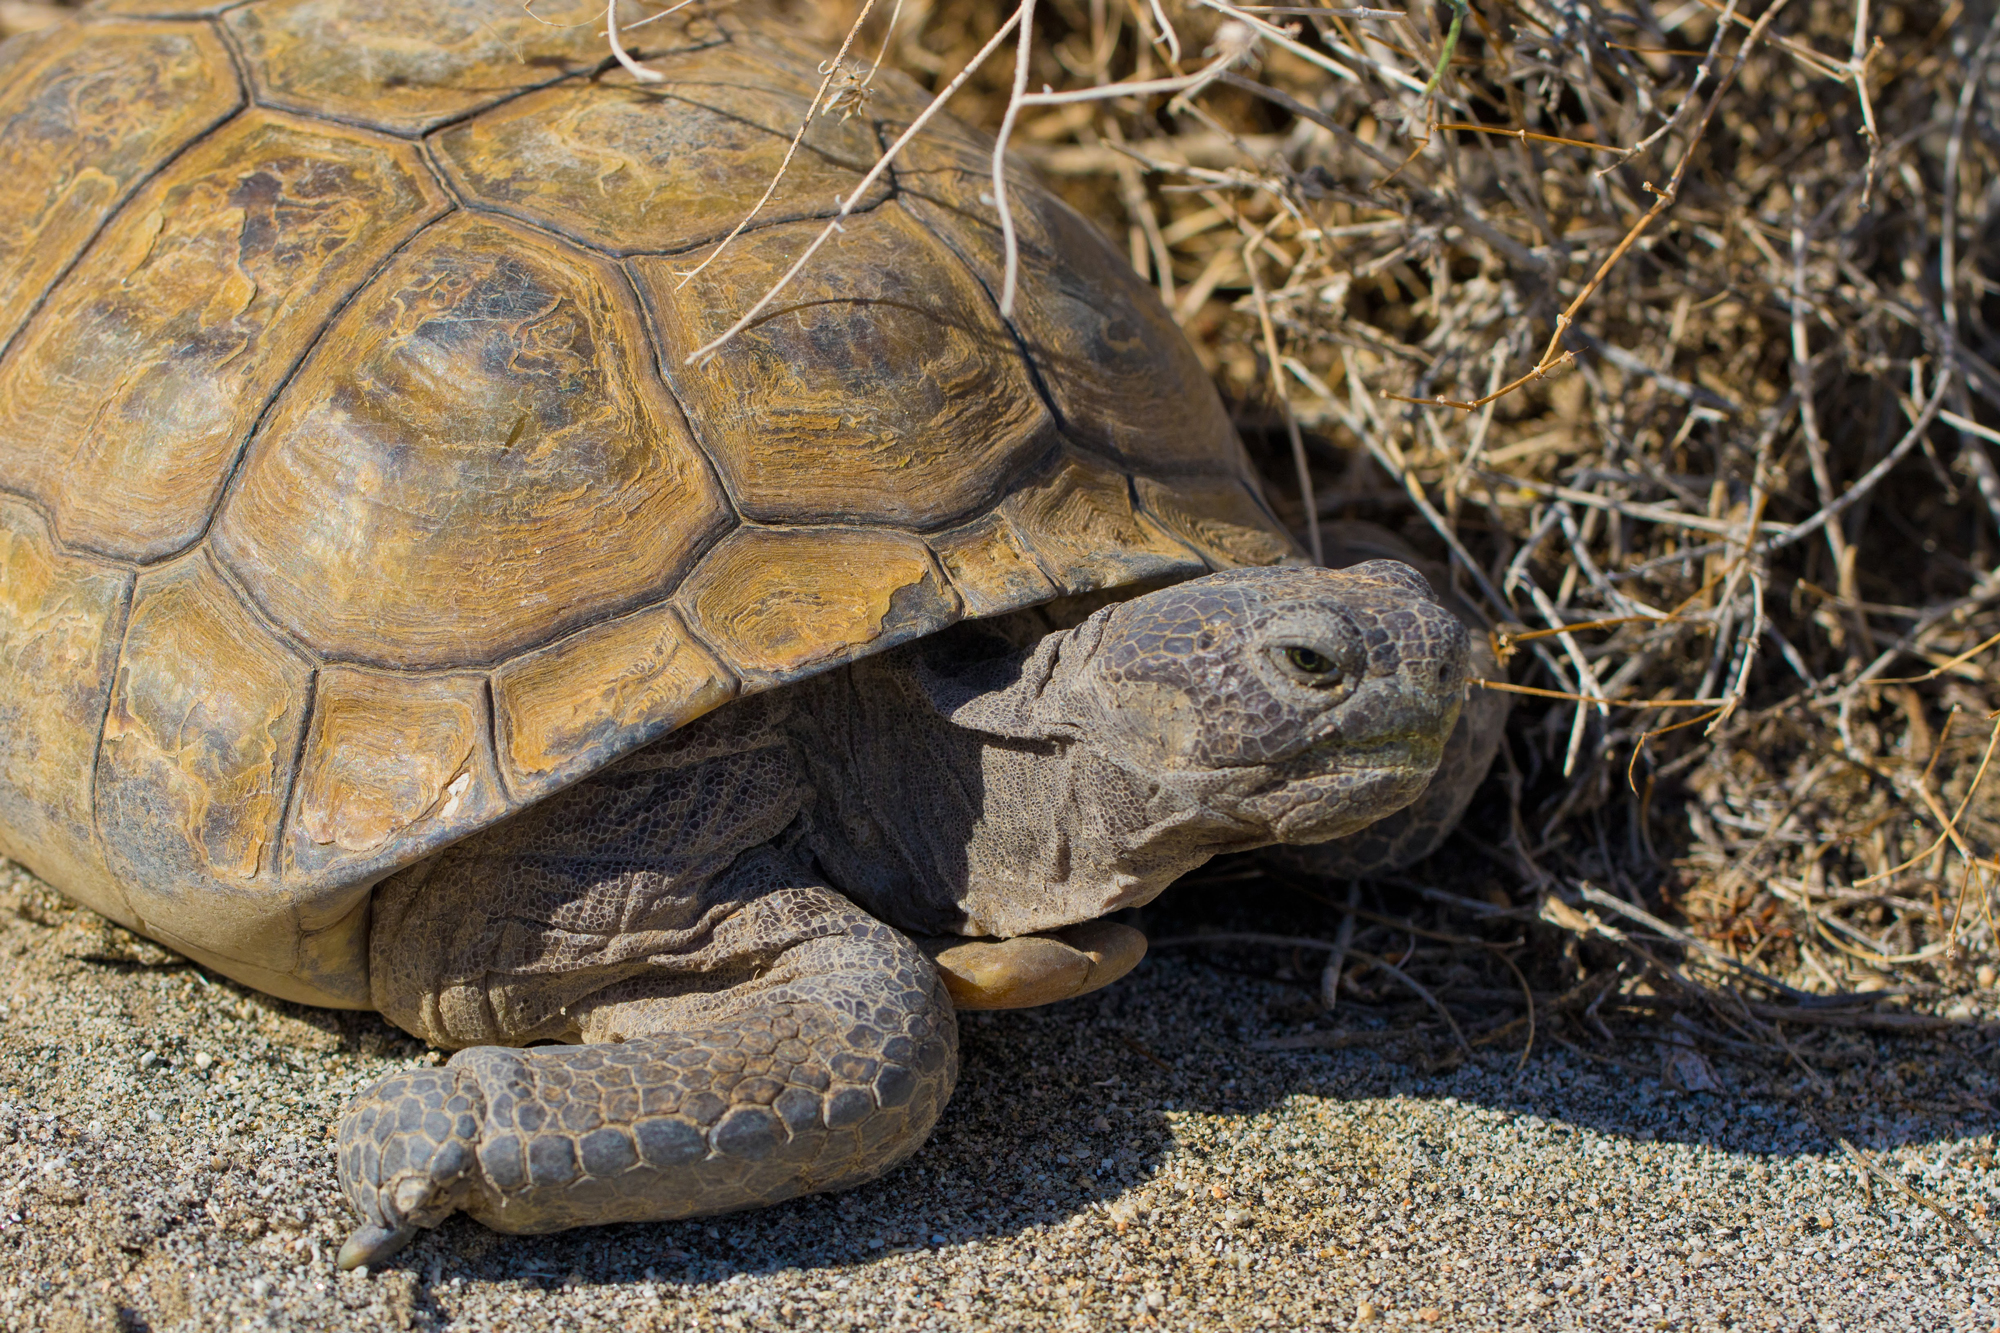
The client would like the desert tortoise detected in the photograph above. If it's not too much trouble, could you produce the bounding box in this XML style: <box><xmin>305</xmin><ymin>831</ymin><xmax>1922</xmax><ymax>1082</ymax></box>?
<box><xmin>0</xmin><ymin>0</ymin><xmax>1493</xmax><ymax>1265</ymax></box>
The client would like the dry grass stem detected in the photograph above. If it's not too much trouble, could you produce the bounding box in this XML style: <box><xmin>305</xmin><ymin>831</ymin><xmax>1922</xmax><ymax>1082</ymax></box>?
<box><xmin>673</xmin><ymin>0</ymin><xmax>890</xmax><ymax>288</ymax></box>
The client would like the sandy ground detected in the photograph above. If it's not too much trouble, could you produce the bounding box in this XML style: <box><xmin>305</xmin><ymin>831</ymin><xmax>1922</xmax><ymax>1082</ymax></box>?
<box><xmin>1</xmin><ymin>858</ymin><xmax>1995</xmax><ymax>1333</ymax></box>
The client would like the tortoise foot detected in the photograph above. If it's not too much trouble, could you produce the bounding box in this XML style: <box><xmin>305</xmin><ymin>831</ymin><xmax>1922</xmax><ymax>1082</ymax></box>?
<box><xmin>336</xmin><ymin>1066</ymin><xmax>484</xmax><ymax>1267</ymax></box>
<box><xmin>337</xmin><ymin>870</ymin><xmax>958</xmax><ymax>1243</ymax></box>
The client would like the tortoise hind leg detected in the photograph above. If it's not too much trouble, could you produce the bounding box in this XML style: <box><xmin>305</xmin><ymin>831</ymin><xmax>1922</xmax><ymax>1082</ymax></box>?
<box><xmin>336</xmin><ymin>849</ymin><xmax>957</xmax><ymax>1267</ymax></box>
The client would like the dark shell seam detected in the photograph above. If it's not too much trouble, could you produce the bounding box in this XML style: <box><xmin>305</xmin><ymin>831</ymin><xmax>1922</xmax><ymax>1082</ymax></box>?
<box><xmin>190</xmin><ymin>195</ymin><xmax>458</xmax><ymax>574</ymax></box>
<box><xmin>619</xmin><ymin>254</ymin><xmax>747</xmax><ymax>530</ymax></box>
<box><xmin>270</xmin><ymin>663</ymin><xmax>320</xmax><ymax>890</ymax></box>
<box><xmin>0</xmin><ymin>24</ymin><xmax>247</xmax><ymax>370</ymax></box>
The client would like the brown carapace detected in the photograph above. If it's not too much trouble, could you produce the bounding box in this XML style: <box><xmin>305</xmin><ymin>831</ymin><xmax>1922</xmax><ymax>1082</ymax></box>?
<box><xmin>0</xmin><ymin>0</ymin><xmax>1297</xmax><ymax>1009</ymax></box>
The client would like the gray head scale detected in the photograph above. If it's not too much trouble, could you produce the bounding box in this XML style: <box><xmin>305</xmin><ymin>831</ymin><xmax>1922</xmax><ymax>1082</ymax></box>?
<box><xmin>1079</xmin><ymin>559</ymin><xmax>1472</xmax><ymax>848</ymax></box>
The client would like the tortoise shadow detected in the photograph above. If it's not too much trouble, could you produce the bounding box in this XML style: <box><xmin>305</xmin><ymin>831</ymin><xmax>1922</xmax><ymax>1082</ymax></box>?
<box><xmin>368</xmin><ymin>868</ymin><xmax>1999</xmax><ymax>1292</ymax></box>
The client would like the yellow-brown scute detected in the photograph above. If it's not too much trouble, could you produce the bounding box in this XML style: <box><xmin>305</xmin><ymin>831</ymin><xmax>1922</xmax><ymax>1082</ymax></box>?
<box><xmin>211</xmin><ymin>213</ymin><xmax>728</xmax><ymax>670</ymax></box>
<box><xmin>0</xmin><ymin>110</ymin><xmax>444</xmax><ymax>562</ymax></box>
<box><xmin>634</xmin><ymin>207</ymin><xmax>1052</xmax><ymax>529</ymax></box>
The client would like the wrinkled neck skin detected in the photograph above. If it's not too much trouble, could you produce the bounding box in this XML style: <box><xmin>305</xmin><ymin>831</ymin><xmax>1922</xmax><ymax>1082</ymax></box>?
<box><xmin>792</xmin><ymin>616</ymin><xmax>1242</xmax><ymax>939</ymax></box>
<box><xmin>792</xmin><ymin>577</ymin><xmax>1461</xmax><ymax>939</ymax></box>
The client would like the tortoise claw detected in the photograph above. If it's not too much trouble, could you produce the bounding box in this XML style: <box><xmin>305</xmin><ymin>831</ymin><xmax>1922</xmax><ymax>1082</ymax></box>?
<box><xmin>337</xmin><ymin>1223</ymin><xmax>415</xmax><ymax>1271</ymax></box>
<box><xmin>336</xmin><ymin>1065</ymin><xmax>483</xmax><ymax>1264</ymax></box>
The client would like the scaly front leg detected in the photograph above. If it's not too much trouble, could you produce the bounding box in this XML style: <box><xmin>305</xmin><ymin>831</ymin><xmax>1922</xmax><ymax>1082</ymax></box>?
<box><xmin>335</xmin><ymin>871</ymin><xmax>956</xmax><ymax>1268</ymax></box>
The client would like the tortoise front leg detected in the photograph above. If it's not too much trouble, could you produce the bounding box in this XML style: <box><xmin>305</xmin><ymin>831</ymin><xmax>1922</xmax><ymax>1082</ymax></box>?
<box><xmin>335</xmin><ymin>868</ymin><xmax>956</xmax><ymax>1268</ymax></box>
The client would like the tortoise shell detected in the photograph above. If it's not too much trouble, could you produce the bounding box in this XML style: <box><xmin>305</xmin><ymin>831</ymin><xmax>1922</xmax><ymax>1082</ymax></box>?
<box><xmin>0</xmin><ymin>0</ymin><xmax>1297</xmax><ymax>1008</ymax></box>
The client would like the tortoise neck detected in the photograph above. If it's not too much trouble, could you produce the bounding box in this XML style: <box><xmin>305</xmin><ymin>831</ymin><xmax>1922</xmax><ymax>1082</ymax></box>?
<box><xmin>791</xmin><ymin>611</ymin><xmax>1266</xmax><ymax>940</ymax></box>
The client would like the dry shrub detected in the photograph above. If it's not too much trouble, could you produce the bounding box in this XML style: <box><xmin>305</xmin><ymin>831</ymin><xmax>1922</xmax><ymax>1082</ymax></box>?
<box><xmin>735</xmin><ymin>0</ymin><xmax>2000</xmax><ymax>1042</ymax></box>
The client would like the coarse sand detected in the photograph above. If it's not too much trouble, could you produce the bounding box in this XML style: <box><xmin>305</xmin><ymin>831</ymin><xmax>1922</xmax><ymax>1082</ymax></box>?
<box><xmin>1</xmin><ymin>859</ymin><xmax>1995</xmax><ymax>1332</ymax></box>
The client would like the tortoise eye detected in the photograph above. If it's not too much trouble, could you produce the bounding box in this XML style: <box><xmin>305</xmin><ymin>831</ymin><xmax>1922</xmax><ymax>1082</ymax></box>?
<box><xmin>1280</xmin><ymin>645</ymin><xmax>1342</xmax><ymax>682</ymax></box>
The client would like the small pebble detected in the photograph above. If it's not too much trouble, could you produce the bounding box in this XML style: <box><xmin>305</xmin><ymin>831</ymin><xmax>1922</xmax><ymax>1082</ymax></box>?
<box><xmin>1356</xmin><ymin>1300</ymin><xmax>1380</xmax><ymax>1322</ymax></box>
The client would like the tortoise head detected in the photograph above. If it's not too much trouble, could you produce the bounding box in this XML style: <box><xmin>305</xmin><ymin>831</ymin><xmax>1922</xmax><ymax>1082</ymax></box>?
<box><xmin>1082</xmin><ymin>561</ymin><xmax>1471</xmax><ymax>847</ymax></box>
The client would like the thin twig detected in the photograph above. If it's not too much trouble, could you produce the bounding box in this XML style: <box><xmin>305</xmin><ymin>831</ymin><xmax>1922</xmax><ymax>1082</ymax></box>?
<box><xmin>675</xmin><ymin>0</ymin><xmax>885</xmax><ymax>287</ymax></box>
<box><xmin>605</xmin><ymin>0</ymin><xmax>664</xmax><ymax>81</ymax></box>
<box><xmin>1319</xmin><ymin>881</ymin><xmax>1360</xmax><ymax>1012</ymax></box>
<box><xmin>684</xmin><ymin>7</ymin><xmax>1026</xmax><ymax>363</ymax></box>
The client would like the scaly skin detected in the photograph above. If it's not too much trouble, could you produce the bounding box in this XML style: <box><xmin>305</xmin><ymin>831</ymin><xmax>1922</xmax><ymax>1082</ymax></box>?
<box><xmin>338</xmin><ymin>899</ymin><xmax>954</xmax><ymax>1268</ymax></box>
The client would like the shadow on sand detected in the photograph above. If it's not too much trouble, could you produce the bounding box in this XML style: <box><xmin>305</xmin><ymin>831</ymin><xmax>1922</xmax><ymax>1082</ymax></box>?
<box><xmin>323</xmin><ymin>865</ymin><xmax>1996</xmax><ymax>1305</ymax></box>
